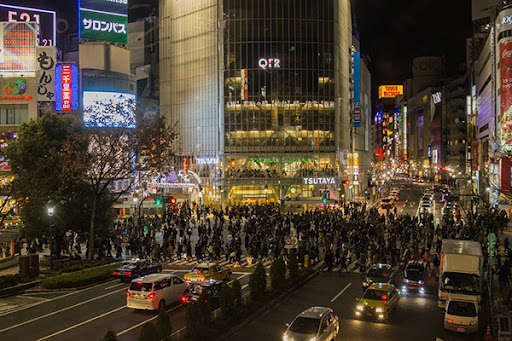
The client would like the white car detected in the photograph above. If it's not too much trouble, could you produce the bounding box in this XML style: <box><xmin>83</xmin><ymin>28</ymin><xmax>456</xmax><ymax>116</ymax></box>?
<box><xmin>127</xmin><ymin>274</ymin><xmax>189</xmax><ymax>311</ymax></box>
<box><xmin>444</xmin><ymin>297</ymin><xmax>479</xmax><ymax>334</ymax></box>
<box><xmin>283</xmin><ymin>307</ymin><xmax>339</xmax><ymax>341</ymax></box>
<box><xmin>420</xmin><ymin>202</ymin><xmax>432</xmax><ymax>213</ymax></box>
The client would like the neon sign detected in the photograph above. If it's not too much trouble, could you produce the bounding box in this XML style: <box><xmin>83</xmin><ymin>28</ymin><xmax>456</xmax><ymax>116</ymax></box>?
<box><xmin>55</xmin><ymin>63</ymin><xmax>79</xmax><ymax>111</ymax></box>
<box><xmin>303</xmin><ymin>177</ymin><xmax>337</xmax><ymax>185</ymax></box>
<box><xmin>3</xmin><ymin>79</ymin><xmax>26</xmax><ymax>95</ymax></box>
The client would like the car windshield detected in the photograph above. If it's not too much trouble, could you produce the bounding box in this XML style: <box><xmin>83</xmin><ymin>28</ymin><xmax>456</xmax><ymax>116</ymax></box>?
<box><xmin>363</xmin><ymin>289</ymin><xmax>387</xmax><ymax>301</ymax></box>
<box><xmin>447</xmin><ymin>301</ymin><xmax>477</xmax><ymax>317</ymax></box>
<box><xmin>121</xmin><ymin>262</ymin><xmax>137</xmax><ymax>269</ymax></box>
<box><xmin>441</xmin><ymin>273</ymin><xmax>480</xmax><ymax>295</ymax></box>
<box><xmin>192</xmin><ymin>267</ymin><xmax>210</xmax><ymax>274</ymax></box>
<box><xmin>405</xmin><ymin>267</ymin><xmax>425</xmax><ymax>281</ymax></box>
<box><xmin>129</xmin><ymin>282</ymin><xmax>152</xmax><ymax>292</ymax></box>
<box><xmin>367</xmin><ymin>268</ymin><xmax>390</xmax><ymax>278</ymax></box>
<box><xmin>288</xmin><ymin>317</ymin><xmax>320</xmax><ymax>335</ymax></box>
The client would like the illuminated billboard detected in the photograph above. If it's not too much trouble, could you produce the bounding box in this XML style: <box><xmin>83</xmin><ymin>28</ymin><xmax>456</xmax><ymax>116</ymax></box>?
<box><xmin>378</xmin><ymin>85</ymin><xmax>403</xmax><ymax>99</ymax></box>
<box><xmin>83</xmin><ymin>91</ymin><xmax>136</xmax><ymax>128</ymax></box>
<box><xmin>55</xmin><ymin>63</ymin><xmax>79</xmax><ymax>111</ymax></box>
<box><xmin>0</xmin><ymin>4</ymin><xmax>56</xmax><ymax>46</ymax></box>
<box><xmin>0</xmin><ymin>22</ymin><xmax>37</xmax><ymax>73</ymax></box>
<box><xmin>501</xmin><ymin>40</ymin><xmax>512</xmax><ymax>145</ymax></box>
<box><xmin>79</xmin><ymin>0</ymin><xmax>128</xmax><ymax>44</ymax></box>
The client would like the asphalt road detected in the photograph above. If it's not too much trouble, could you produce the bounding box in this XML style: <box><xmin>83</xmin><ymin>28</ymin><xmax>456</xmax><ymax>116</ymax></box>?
<box><xmin>229</xmin><ymin>271</ymin><xmax>479</xmax><ymax>341</ymax></box>
<box><xmin>0</xmin><ymin>269</ymin><xmax>253</xmax><ymax>341</ymax></box>
<box><xmin>0</xmin><ymin>181</ymin><xmax>480</xmax><ymax>341</ymax></box>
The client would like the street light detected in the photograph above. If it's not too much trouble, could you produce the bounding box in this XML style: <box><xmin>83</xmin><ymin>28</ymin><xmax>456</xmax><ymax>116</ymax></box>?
<box><xmin>46</xmin><ymin>200</ymin><xmax>56</xmax><ymax>270</ymax></box>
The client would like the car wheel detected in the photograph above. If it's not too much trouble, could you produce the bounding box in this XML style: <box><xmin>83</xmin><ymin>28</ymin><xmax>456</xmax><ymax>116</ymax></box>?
<box><xmin>159</xmin><ymin>300</ymin><xmax>165</xmax><ymax>311</ymax></box>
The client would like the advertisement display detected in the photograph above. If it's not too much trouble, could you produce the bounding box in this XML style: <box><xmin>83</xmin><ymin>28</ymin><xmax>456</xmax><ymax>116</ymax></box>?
<box><xmin>378</xmin><ymin>85</ymin><xmax>403</xmax><ymax>99</ymax></box>
<box><xmin>241</xmin><ymin>69</ymin><xmax>248</xmax><ymax>100</ymax></box>
<box><xmin>0</xmin><ymin>4</ymin><xmax>56</xmax><ymax>46</ymax></box>
<box><xmin>54</xmin><ymin>63</ymin><xmax>79</xmax><ymax>111</ymax></box>
<box><xmin>79</xmin><ymin>0</ymin><xmax>128</xmax><ymax>44</ymax></box>
<box><xmin>83</xmin><ymin>91</ymin><xmax>136</xmax><ymax>128</ymax></box>
<box><xmin>353</xmin><ymin>51</ymin><xmax>361</xmax><ymax>127</ymax></box>
<box><xmin>0</xmin><ymin>22</ymin><xmax>37</xmax><ymax>73</ymax></box>
<box><xmin>36</xmin><ymin>46</ymin><xmax>56</xmax><ymax>101</ymax></box>
<box><xmin>500</xmin><ymin>40</ymin><xmax>512</xmax><ymax>146</ymax></box>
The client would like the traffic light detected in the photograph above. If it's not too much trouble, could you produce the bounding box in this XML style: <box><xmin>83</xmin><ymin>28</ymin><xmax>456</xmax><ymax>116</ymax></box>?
<box><xmin>322</xmin><ymin>190</ymin><xmax>330</xmax><ymax>204</ymax></box>
<box><xmin>343</xmin><ymin>180</ymin><xmax>350</xmax><ymax>185</ymax></box>
<box><xmin>322</xmin><ymin>197</ymin><xmax>328</xmax><ymax>204</ymax></box>
<box><xmin>155</xmin><ymin>198</ymin><xmax>162</xmax><ymax>206</ymax></box>
<box><xmin>169</xmin><ymin>197</ymin><xmax>177</xmax><ymax>205</ymax></box>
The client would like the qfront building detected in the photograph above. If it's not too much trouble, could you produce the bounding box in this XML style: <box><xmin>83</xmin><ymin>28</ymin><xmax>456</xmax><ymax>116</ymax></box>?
<box><xmin>160</xmin><ymin>0</ymin><xmax>364</xmax><ymax>206</ymax></box>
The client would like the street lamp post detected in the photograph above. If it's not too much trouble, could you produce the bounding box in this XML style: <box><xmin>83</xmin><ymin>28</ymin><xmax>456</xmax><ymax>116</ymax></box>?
<box><xmin>46</xmin><ymin>200</ymin><xmax>56</xmax><ymax>270</ymax></box>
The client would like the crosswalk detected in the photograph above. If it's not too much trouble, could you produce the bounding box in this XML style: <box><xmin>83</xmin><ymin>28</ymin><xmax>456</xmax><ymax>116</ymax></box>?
<box><xmin>163</xmin><ymin>253</ymin><xmax>365</xmax><ymax>274</ymax></box>
<box><xmin>163</xmin><ymin>254</ymin><xmax>274</xmax><ymax>269</ymax></box>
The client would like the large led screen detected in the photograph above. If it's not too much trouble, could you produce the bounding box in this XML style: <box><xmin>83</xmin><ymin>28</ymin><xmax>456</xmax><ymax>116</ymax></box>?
<box><xmin>0</xmin><ymin>22</ymin><xmax>37</xmax><ymax>73</ymax></box>
<box><xmin>0</xmin><ymin>4</ymin><xmax>56</xmax><ymax>46</ymax></box>
<box><xmin>83</xmin><ymin>91</ymin><xmax>136</xmax><ymax>128</ymax></box>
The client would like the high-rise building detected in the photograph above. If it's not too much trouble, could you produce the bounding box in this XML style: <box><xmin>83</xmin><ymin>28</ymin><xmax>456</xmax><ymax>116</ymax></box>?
<box><xmin>160</xmin><ymin>0</ymin><xmax>360</xmax><ymax>206</ymax></box>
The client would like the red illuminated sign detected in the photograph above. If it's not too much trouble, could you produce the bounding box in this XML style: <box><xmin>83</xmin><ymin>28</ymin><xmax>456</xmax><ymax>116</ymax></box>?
<box><xmin>61</xmin><ymin>64</ymin><xmax>72</xmax><ymax>111</ymax></box>
<box><xmin>0</xmin><ymin>96</ymin><xmax>32</xmax><ymax>100</ymax></box>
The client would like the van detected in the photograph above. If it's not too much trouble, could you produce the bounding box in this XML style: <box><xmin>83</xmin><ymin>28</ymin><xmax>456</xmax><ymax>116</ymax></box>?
<box><xmin>127</xmin><ymin>274</ymin><xmax>189</xmax><ymax>311</ymax></box>
<box><xmin>444</xmin><ymin>296</ymin><xmax>479</xmax><ymax>334</ymax></box>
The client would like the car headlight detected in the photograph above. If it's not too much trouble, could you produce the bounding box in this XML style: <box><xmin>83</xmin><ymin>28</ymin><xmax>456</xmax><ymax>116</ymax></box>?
<box><xmin>309</xmin><ymin>338</ymin><xmax>316</xmax><ymax>341</ymax></box>
<box><xmin>356</xmin><ymin>305</ymin><xmax>364</xmax><ymax>311</ymax></box>
<box><xmin>375</xmin><ymin>308</ymin><xmax>383</xmax><ymax>313</ymax></box>
<box><xmin>470</xmin><ymin>321</ymin><xmax>478</xmax><ymax>326</ymax></box>
<box><xmin>282</xmin><ymin>334</ymin><xmax>288</xmax><ymax>341</ymax></box>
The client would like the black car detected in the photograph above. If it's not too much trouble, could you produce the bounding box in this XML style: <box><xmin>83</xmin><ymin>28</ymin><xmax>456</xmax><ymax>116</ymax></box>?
<box><xmin>402</xmin><ymin>261</ymin><xmax>427</xmax><ymax>294</ymax></box>
<box><xmin>181</xmin><ymin>281</ymin><xmax>229</xmax><ymax>308</ymax></box>
<box><xmin>112</xmin><ymin>259</ymin><xmax>162</xmax><ymax>282</ymax></box>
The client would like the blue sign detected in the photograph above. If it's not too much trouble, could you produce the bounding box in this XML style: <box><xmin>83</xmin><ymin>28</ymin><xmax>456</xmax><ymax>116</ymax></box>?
<box><xmin>54</xmin><ymin>63</ymin><xmax>79</xmax><ymax>111</ymax></box>
<box><xmin>353</xmin><ymin>51</ymin><xmax>361</xmax><ymax>128</ymax></box>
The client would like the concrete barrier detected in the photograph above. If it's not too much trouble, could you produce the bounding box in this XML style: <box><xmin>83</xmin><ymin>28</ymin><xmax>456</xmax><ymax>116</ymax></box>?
<box><xmin>0</xmin><ymin>255</ymin><xmax>19</xmax><ymax>270</ymax></box>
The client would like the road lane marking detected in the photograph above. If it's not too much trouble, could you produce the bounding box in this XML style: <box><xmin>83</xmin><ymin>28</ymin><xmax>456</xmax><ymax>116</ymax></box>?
<box><xmin>0</xmin><ymin>287</ymin><xmax>126</xmax><ymax>333</ymax></box>
<box><xmin>229</xmin><ymin>273</ymin><xmax>249</xmax><ymax>284</ymax></box>
<box><xmin>105</xmin><ymin>283</ymin><xmax>127</xmax><ymax>290</ymax></box>
<box><xmin>0</xmin><ymin>279</ymin><xmax>117</xmax><ymax>318</ymax></box>
<box><xmin>242</xmin><ymin>284</ymin><xmax>249</xmax><ymax>290</ymax></box>
<box><xmin>117</xmin><ymin>304</ymin><xmax>182</xmax><ymax>336</ymax></box>
<box><xmin>34</xmin><ymin>306</ymin><xmax>126</xmax><ymax>341</ymax></box>
<box><xmin>330</xmin><ymin>283</ymin><xmax>352</xmax><ymax>302</ymax></box>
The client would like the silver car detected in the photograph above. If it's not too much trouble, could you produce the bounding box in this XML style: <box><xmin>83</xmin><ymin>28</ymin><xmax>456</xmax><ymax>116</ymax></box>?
<box><xmin>283</xmin><ymin>307</ymin><xmax>339</xmax><ymax>341</ymax></box>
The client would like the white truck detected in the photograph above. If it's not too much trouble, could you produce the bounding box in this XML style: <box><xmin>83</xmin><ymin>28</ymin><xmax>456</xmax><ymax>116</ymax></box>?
<box><xmin>438</xmin><ymin>239</ymin><xmax>483</xmax><ymax>308</ymax></box>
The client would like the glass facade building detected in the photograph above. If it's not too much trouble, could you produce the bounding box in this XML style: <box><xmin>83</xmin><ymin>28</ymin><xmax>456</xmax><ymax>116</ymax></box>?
<box><xmin>160</xmin><ymin>0</ymin><xmax>353</xmax><ymax>206</ymax></box>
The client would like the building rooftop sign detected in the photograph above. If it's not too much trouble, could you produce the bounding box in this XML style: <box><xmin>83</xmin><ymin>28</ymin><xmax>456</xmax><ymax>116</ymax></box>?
<box><xmin>378</xmin><ymin>85</ymin><xmax>403</xmax><ymax>99</ymax></box>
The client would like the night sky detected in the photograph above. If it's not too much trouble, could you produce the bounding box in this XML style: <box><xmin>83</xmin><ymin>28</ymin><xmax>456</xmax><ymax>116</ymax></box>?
<box><xmin>353</xmin><ymin>0</ymin><xmax>473</xmax><ymax>85</ymax></box>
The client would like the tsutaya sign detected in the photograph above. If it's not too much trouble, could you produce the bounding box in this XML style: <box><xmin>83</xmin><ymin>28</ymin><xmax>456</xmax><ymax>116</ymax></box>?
<box><xmin>303</xmin><ymin>177</ymin><xmax>337</xmax><ymax>185</ymax></box>
<box><xmin>258</xmin><ymin>58</ymin><xmax>280</xmax><ymax>69</ymax></box>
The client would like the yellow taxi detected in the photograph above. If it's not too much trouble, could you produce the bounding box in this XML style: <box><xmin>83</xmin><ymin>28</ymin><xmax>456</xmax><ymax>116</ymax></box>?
<box><xmin>355</xmin><ymin>283</ymin><xmax>400</xmax><ymax>322</ymax></box>
<box><xmin>184</xmin><ymin>263</ymin><xmax>232</xmax><ymax>283</ymax></box>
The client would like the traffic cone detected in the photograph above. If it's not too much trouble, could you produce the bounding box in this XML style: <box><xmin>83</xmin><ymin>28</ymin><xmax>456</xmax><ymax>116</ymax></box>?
<box><xmin>484</xmin><ymin>324</ymin><xmax>492</xmax><ymax>340</ymax></box>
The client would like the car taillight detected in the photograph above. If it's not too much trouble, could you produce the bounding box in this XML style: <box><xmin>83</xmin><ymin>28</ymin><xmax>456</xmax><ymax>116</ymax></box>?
<box><xmin>124</xmin><ymin>272</ymin><xmax>132</xmax><ymax>277</ymax></box>
<box><xmin>181</xmin><ymin>296</ymin><xmax>189</xmax><ymax>302</ymax></box>
<box><xmin>445</xmin><ymin>318</ymin><xmax>453</xmax><ymax>324</ymax></box>
<box><xmin>198</xmin><ymin>278</ymin><xmax>204</xmax><ymax>282</ymax></box>
<box><xmin>381</xmin><ymin>295</ymin><xmax>388</xmax><ymax>302</ymax></box>
<box><xmin>113</xmin><ymin>272</ymin><xmax>119</xmax><ymax>276</ymax></box>
<box><xmin>146</xmin><ymin>293</ymin><xmax>155</xmax><ymax>300</ymax></box>
<box><xmin>126</xmin><ymin>292</ymin><xmax>134</xmax><ymax>298</ymax></box>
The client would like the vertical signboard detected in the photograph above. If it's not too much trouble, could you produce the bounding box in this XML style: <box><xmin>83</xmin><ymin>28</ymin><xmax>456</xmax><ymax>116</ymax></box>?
<box><xmin>54</xmin><ymin>63</ymin><xmax>79</xmax><ymax>111</ymax></box>
<box><xmin>0</xmin><ymin>22</ymin><xmax>37</xmax><ymax>74</ymax></box>
<box><xmin>353</xmin><ymin>51</ymin><xmax>361</xmax><ymax>127</ymax></box>
<box><xmin>0</xmin><ymin>4</ymin><xmax>56</xmax><ymax>46</ymax></box>
<box><xmin>241</xmin><ymin>69</ymin><xmax>248</xmax><ymax>100</ymax></box>
<box><xmin>36</xmin><ymin>46</ymin><xmax>56</xmax><ymax>101</ymax></box>
<box><xmin>79</xmin><ymin>0</ymin><xmax>128</xmax><ymax>44</ymax></box>
<box><xmin>500</xmin><ymin>40</ymin><xmax>512</xmax><ymax>146</ymax></box>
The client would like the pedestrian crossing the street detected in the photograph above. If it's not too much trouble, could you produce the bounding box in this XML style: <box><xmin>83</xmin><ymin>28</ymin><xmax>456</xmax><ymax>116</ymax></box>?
<box><xmin>315</xmin><ymin>259</ymin><xmax>361</xmax><ymax>274</ymax></box>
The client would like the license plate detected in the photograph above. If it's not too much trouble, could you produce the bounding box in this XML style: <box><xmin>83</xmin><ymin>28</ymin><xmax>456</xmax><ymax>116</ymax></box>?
<box><xmin>409</xmin><ymin>286</ymin><xmax>416</xmax><ymax>289</ymax></box>
<box><xmin>457</xmin><ymin>328</ymin><xmax>465</xmax><ymax>333</ymax></box>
